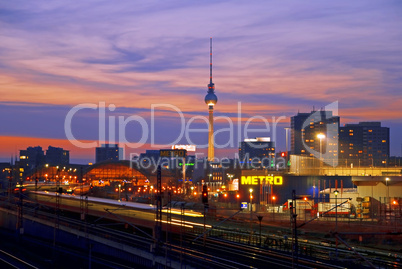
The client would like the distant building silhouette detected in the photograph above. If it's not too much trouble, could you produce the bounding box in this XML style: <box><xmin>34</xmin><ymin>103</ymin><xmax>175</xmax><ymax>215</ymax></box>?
<box><xmin>96</xmin><ymin>144</ymin><xmax>123</xmax><ymax>163</ymax></box>
<box><xmin>339</xmin><ymin>122</ymin><xmax>389</xmax><ymax>167</ymax></box>
<box><xmin>19</xmin><ymin>146</ymin><xmax>45</xmax><ymax>171</ymax></box>
<box><xmin>46</xmin><ymin>146</ymin><xmax>69</xmax><ymax>166</ymax></box>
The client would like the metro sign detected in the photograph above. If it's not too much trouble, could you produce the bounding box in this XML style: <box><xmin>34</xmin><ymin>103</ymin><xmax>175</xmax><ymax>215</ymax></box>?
<box><xmin>240</xmin><ymin>176</ymin><xmax>283</xmax><ymax>185</ymax></box>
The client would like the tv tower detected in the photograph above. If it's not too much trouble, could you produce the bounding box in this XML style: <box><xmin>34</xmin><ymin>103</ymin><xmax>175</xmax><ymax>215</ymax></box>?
<box><xmin>204</xmin><ymin>37</ymin><xmax>218</xmax><ymax>162</ymax></box>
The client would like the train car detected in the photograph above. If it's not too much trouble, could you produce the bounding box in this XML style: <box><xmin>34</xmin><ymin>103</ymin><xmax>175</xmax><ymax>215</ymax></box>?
<box><xmin>66</xmin><ymin>185</ymin><xmax>91</xmax><ymax>195</ymax></box>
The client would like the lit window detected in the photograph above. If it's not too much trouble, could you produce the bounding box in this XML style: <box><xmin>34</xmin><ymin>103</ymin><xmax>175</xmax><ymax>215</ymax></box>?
<box><xmin>349</xmin><ymin>133</ymin><xmax>353</xmax><ymax>136</ymax></box>
<box><xmin>382</xmin><ymin>140</ymin><xmax>386</xmax><ymax>143</ymax></box>
<box><xmin>368</xmin><ymin>130</ymin><xmax>373</xmax><ymax>132</ymax></box>
<box><xmin>349</xmin><ymin>130</ymin><xmax>353</xmax><ymax>132</ymax></box>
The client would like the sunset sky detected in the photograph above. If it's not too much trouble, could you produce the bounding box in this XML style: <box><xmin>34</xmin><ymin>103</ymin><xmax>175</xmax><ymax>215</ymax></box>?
<box><xmin>1</xmin><ymin>1</ymin><xmax>401</xmax><ymax>163</ymax></box>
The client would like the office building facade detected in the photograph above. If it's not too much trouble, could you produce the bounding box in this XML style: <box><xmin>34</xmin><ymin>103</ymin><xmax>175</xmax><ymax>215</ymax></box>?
<box><xmin>291</xmin><ymin>110</ymin><xmax>339</xmax><ymax>161</ymax></box>
<box><xmin>46</xmin><ymin>146</ymin><xmax>69</xmax><ymax>166</ymax></box>
<box><xmin>96</xmin><ymin>144</ymin><xmax>123</xmax><ymax>163</ymax></box>
<box><xmin>339</xmin><ymin>122</ymin><xmax>389</xmax><ymax>167</ymax></box>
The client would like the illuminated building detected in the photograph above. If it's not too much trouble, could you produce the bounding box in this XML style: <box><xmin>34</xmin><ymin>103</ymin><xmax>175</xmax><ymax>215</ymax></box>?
<box><xmin>19</xmin><ymin>146</ymin><xmax>45</xmax><ymax>171</ymax></box>
<box><xmin>238</xmin><ymin>137</ymin><xmax>275</xmax><ymax>169</ymax></box>
<box><xmin>96</xmin><ymin>144</ymin><xmax>123</xmax><ymax>163</ymax></box>
<box><xmin>291</xmin><ymin>110</ymin><xmax>339</xmax><ymax>158</ymax></box>
<box><xmin>339</xmin><ymin>122</ymin><xmax>389</xmax><ymax>167</ymax></box>
<box><xmin>85</xmin><ymin>161</ymin><xmax>148</xmax><ymax>187</ymax></box>
<box><xmin>204</xmin><ymin>38</ymin><xmax>218</xmax><ymax>162</ymax></box>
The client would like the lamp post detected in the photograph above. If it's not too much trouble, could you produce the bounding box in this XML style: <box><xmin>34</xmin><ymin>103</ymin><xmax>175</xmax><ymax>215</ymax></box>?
<box><xmin>118</xmin><ymin>184</ymin><xmax>121</xmax><ymax>201</ymax></box>
<box><xmin>317</xmin><ymin>134</ymin><xmax>325</xmax><ymax>175</ymax></box>
<box><xmin>386</xmin><ymin>178</ymin><xmax>390</xmax><ymax>204</ymax></box>
<box><xmin>285</xmin><ymin>127</ymin><xmax>290</xmax><ymax>169</ymax></box>
<box><xmin>334</xmin><ymin>190</ymin><xmax>338</xmax><ymax>231</ymax></box>
<box><xmin>249</xmin><ymin>188</ymin><xmax>253</xmax><ymax>215</ymax></box>
<box><xmin>249</xmin><ymin>188</ymin><xmax>253</xmax><ymax>244</ymax></box>
<box><xmin>334</xmin><ymin>189</ymin><xmax>339</xmax><ymax>258</ymax></box>
<box><xmin>227</xmin><ymin>173</ymin><xmax>233</xmax><ymax>185</ymax></box>
<box><xmin>208</xmin><ymin>173</ymin><xmax>212</xmax><ymax>191</ymax></box>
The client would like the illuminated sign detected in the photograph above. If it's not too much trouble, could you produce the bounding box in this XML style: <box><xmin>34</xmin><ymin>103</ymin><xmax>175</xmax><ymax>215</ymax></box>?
<box><xmin>240</xmin><ymin>176</ymin><xmax>283</xmax><ymax>185</ymax></box>
<box><xmin>172</xmin><ymin>145</ymin><xmax>196</xmax><ymax>152</ymax></box>
<box><xmin>160</xmin><ymin>149</ymin><xmax>187</xmax><ymax>157</ymax></box>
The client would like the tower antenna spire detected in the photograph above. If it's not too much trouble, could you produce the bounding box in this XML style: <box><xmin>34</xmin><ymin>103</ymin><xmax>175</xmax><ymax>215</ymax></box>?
<box><xmin>210</xmin><ymin>37</ymin><xmax>213</xmax><ymax>85</ymax></box>
<box><xmin>204</xmin><ymin>37</ymin><xmax>218</xmax><ymax>162</ymax></box>
<box><xmin>207</xmin><ymin>37</ymin><xmax>215</xmax><ymax>93</ymax></box>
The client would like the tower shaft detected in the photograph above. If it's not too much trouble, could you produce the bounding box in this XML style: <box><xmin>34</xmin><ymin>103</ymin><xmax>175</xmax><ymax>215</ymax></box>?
<box><xmin>208</xmin><ymin>105</ymin><xmax>214</xmax><ymax>162</ymax></box>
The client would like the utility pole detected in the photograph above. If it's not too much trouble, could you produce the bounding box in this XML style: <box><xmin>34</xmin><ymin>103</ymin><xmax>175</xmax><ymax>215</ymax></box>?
<box><xmin>257</xmin><ymin>215</ymin><xmax>263</xmax><ymax>246</ymax></box>
<box><xmin>291</xmin><ymin>190</ymin><xmax>298</xmax><ymax>268</ymax></box>
<box><xmin>155</xmin><ymin>165</ymin><xmax>162</xmax><ymax>253</ymax></box>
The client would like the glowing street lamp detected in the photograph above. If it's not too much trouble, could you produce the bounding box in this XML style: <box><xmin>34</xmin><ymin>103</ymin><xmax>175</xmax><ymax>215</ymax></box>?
<box><xmin>386</xmin><ymin>178</ymin><xmax>390</xmax><ymax>204</ymax></box>
<box><xmin>317</xmin><ymin>133</ymin><xmax>325</xmax><ymax>160</ymax></box>
<box><xmin>317</xmin><ymin>133</ymin><xmax>325</xmax><ymax>174</ymax></box>
<box><xmin>249</xmin><ymin>188</ymin><xmax>254</xmax><ymax>242</ymax></box>
<box><xmin>334</xmin><ymin>189</ymin><xmax>339</xmax><ymax>257</ymax></box>
<box><xmin>334</xmin><ymin>190</ymin><xmax>339</xmax><ymax>232</ymax></box>
<box><xmin>249</xmin><ymin>188</ymin><xmax>253</xmax><ymax>216</ymax></box>
<box><xmin>118</xmin><ymin>184</ymin><xmax>121</xmax><ymax>201</ymax></box>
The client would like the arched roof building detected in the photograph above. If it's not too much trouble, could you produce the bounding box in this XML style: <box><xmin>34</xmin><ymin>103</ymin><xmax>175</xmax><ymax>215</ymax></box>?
<box><xmin>85</xmin><ymin>160</ymin><xmax>148</xmax><ymax>186</ymax></box>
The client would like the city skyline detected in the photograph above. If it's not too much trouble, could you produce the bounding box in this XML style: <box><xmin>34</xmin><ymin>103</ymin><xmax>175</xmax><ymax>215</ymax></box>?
<box><xmin>1</xmin><ymin>1</ymin><xmax>401</xmax><ymax>163</ymax></box>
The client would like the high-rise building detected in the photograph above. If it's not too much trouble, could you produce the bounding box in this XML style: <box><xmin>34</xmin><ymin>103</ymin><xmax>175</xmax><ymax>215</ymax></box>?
<box><xmin>95</xmin><ymin>144</ymin><xmax>123</xmax><ymax>163</ymax></box>
<box><xmin>291</xmin><ymin>110</ymin><xmax>339</xmax><ymax>160</ymax></box>
<box><xmin>46</xmin><ymin>146</ymin><xmax>69</xmax><ymax>166</ymax></box>
<box><xmin>238</xmin><ymin>137</ymin><xmax>275</xmax><ymax>168</ymax></box>
<box><xmin>204</xmin><ymin>38</ymin><xmax>218</xmax><ymax>162</ymax></box>
<box><xmin>339</xmin><ymin>122</ymin><xmax>389</xmax><ymax>167</ymax></box>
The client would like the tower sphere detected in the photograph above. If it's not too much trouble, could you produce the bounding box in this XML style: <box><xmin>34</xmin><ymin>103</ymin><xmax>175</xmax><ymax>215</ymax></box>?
<box><xmin>205</xmin><ymin>92</ymin><xmax>218</xmax><ymax>106</ymax></box>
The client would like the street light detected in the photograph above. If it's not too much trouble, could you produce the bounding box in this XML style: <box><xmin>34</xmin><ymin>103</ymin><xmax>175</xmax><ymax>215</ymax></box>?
<box><xmin>118</xmin><ymin>184</ymin><xmax>121</xmax><ymax>201</ymax></box>
<box><xmin>317</xmin><ymin>133</ymin><xmax>325</xmax><ymax>174</ymax></box>
<box><xmin>334</xmin><ymin>189</ymin><xmax>339</xmax><ymax>258</ymax></box>
<box><xmin>249</xmin><ymin>188</ymin><xmax>253</xmax><ymax>217</ymax></box>
<box><xmin>317</xmin><ymin>133</ymin><xmax>325</xmax><ymax>159</ymax></box>
<box><xmin>334</xmin><ymin>190</ymin><xmax>339</xmax><ymax>231</ymax></box>
<box><xmin>285</xmin><ymin>127</ymin><xmax>290</xmax><ymax>169</ymax></box>
<box><xmin>386</xmin><ymin>178</ymin><xmax>390</xmax><ymax>204</ymax></box>
<box><xmin>249</xmin><ymin>188</ymin><xmax>253</xmax><ymax>244</ymax></box>
<box><xmin>249</xmin><ymin>188</ymin><xmax>253</xmax><ymax>208</ymax></box>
